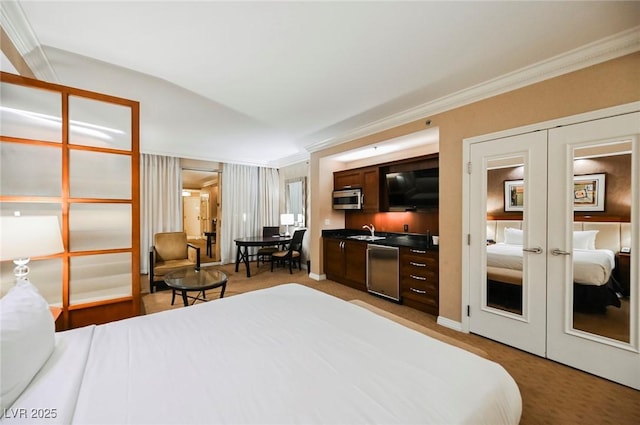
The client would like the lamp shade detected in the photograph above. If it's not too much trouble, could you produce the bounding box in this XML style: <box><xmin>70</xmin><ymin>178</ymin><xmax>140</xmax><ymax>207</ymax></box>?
<box><xmin>280</xmin><ymin>213</ymin><xmax>295</xmax><ymax>226</ymax></box>
<box><xmin>0</xmin><ymin>216</ymin><xmax>64</xmax><ymax>260</ymax></box>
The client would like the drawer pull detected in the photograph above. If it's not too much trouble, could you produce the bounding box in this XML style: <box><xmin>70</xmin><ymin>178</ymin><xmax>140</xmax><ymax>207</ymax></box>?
<box><xmin>410</xmin><ymin>287</ymin><xmax>427</xmax><ymax>294</ymax></box>
<box><xmin>409</xmin><ymin>261</ymin><xmax>426</xmax><ymax>267</ymax></box>
<box><xmin>410</xmin><ymin>274</ymin><xmax>427</xmax><ymax>281</ymax></box>
<box><xmin>410</xmin><ymin>249</ymin><xmax>426</xmax><ymax>254</ymax></box>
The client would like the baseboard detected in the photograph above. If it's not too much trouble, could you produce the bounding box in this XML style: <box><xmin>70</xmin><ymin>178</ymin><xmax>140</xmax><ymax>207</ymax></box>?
<box><xmin>309</xmin><ymin>272</ymin><xmax>325</xmax><ymax>281</ymax></box>
<box><xmin>437</xmin><ymin>316</ymin><xmax>464</xmax><ymax>332</ymax></box>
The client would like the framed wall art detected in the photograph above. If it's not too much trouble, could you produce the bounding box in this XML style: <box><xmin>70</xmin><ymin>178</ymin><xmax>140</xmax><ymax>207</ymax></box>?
<box><xmin>573</xmin><ymin>173</ymin><xmax>605</xmax><ymax>211</ymax></box>
<box><xmin>504</xmin><ymin>180</ymin><xmax>524</xmax><ymax>212</ymax></box>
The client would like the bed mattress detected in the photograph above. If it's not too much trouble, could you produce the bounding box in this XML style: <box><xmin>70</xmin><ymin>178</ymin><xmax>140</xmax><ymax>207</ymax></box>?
<box><xmin>486</xmin><ymin>243</ymin><xmax>614</xmax><ymax>285</ymax></box>
<box><xmin>5</xmin><ymin>284</ymin><xmax>521</xmax><ymax>424</ymax></box>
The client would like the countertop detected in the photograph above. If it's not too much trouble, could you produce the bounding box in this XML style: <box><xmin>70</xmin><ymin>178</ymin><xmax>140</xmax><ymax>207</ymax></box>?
<box><xmin>322</xmin><ymin>229</ymin><xmax>437</xmax><ymax>251</ymax></box>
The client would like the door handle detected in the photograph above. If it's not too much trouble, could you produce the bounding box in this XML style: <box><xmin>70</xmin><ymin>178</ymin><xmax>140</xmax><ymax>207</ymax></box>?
<box><xmin>551</xmin><ymin>248</ymin><xmax>571</xmax><ymax>256</ymax></box>
<box><xmin>522</xmin><ymin>246</ymin><xmax>543</xmax><ymax>254</ymax></box>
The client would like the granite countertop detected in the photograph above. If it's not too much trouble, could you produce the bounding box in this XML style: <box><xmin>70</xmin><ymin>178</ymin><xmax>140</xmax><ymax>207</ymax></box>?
<box><xmin>322</xmin><ymin>229</ymin><xmax>437</xmax><ymax>251</ymax></box>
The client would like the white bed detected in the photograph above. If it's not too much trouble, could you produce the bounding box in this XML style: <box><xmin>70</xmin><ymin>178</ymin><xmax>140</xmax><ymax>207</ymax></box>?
<box><xmin>2</xmin><ymin>283</ymin><xmax>521</xmax><ymax>425</ymax></box>
<box><xmin>486</xmin><ymin>242</ymin><xmax>615</xmax><ymax>285</ymax></box>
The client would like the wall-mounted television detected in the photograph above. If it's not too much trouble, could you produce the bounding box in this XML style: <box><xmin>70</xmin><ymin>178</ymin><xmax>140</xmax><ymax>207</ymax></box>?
<box><xmin>385</xmin><ymin>168</ymin><xmax>439</xmax><ymax>211</ymax></box>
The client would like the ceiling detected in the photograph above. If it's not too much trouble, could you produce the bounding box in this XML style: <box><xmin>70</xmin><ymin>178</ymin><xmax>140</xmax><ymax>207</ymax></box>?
<box><xmin>182</xmin><ymin>169</ymin><xmax>218</xmax><ymax>190</ymax></box>
<box><xmin>5</xmin><ymin>1</ymin><xmax>640</xmax><ymax>167</ymax></box>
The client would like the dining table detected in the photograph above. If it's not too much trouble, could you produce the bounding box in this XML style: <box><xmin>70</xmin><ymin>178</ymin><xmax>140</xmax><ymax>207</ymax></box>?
<box><xmin>234</xmin><ymin>235</ymin><xmax>292</xmax><ymax>277</ymax></box>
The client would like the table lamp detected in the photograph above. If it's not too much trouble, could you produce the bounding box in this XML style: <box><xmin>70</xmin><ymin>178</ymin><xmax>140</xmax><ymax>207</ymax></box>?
<box><xmin>0</xmin><ymin>215</ymin><xmax>64</xmax><ymax>284</ymax></box>
<box><xmin>280</xmin><ymin>213</ymin><xmax>295</xmax><ymax>237</ymax></box>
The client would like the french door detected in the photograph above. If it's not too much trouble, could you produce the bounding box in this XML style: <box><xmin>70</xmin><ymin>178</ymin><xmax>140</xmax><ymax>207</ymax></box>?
<box><xmin>468</xmin><ymin>131</ymin><xmax>548</xmax><ymax>357</ymax></box>
<box><xmin>466</xmin><ymin>109</ymin><xmax>639</xmax><ymax>389</ymax></box>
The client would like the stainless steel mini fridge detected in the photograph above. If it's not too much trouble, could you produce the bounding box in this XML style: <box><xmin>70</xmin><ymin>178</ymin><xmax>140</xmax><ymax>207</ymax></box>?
<box><xmin>366</xmin><ymin>244</ymin><xmax>399</xmax><ymax>301</ymax></box>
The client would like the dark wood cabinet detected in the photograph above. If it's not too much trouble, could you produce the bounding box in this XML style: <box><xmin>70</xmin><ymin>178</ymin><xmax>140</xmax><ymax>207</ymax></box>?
<box><xmin>616</xmin><ymin>252</ymin><xmax>631</xmax><ymax>296</ymax></box>
<box><xmin>334</xmin><ymin>170</ymin><xmax>363</xmax><ymax>189</ymax></box>
<box><xmin>361</xmin><ymin>167</ymin><xmax>379</xmax><ymax>212</ymax></box>
<box><xmin>323</xmin><ymin>237</ymin><xmax>367</xmax><ymax>291</ymax></box>
<box><xmin>334</xmin><ymin>166</ymin><xmax>379</xmax><ymax>212</ymax></box>
<box><xmin>400</xmin><ymin>247</ymin><xmax>439</xmax><ymax>315</ymax></box>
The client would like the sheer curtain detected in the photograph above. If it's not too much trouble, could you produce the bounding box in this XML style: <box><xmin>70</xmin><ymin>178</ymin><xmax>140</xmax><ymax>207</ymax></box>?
<box><xmin>220</xmin><ymin>164</ymin><xmax>280</xmax><ymax>264</ymax></box>
<box><xmin>140</xmin><ymin>154</ymin><xmax>182</xmax><ymax>273</ymax></box>
<box><xmin>259</xmin><ymin>167</ymin><xmax>280</xmax><ymax>227</ymax></box>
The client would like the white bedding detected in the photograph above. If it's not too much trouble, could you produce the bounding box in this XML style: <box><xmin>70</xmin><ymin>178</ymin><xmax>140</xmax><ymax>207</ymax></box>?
<box><xmin>4</xmin><ymin>284</ymin><xmax>521</xmax><ymax>425</ymax></box>
<box><xmin>486</xmin><ymin>243</ymin><xmax>615</xmax><ymax>285</ymax></box>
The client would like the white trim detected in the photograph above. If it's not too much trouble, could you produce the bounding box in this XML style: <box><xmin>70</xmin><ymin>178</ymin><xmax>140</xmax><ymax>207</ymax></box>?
<box><xmin>437</xmin><ymin>316</ymin><xmax>463</xmax><ymax>333</ymax></box>
<box><xmin>269</xmin><ymin>151</ymin><xmax>311</xmax><ymax>169</ymax></box>
<box><xmin>466</xmin><ymin>102</ymin><xmax>640</xmax><ymax>144</ymax></box>
<box><xmin>309</xmin><ymin>272</ymin><xmax>325</xmax><ymax>281</ymax></box>
<box><xmin>0</xmin><ymin>0</ymin><xmax>57</xmax><ymax>82</ymax></box>
<box><xmin>307</xmin><ymin>27</ymin><xmax>640</xmax><ymax>154</ymax></box>
<box><xmin>461</xmin><ymin>138</ymin><xmax>472</xmax><ymax>333</ymax></box>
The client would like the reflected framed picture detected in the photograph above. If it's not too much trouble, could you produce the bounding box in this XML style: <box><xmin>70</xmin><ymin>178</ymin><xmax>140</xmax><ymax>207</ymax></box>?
<box><xmin>574</xmin><ymin>173</ymin><xmax>605</xmax><ymax>211</ymax></box>
<box><xmin>504</xmin><ymin>180</ymin><xmax>524</xmax><ymax>212</ymax></box>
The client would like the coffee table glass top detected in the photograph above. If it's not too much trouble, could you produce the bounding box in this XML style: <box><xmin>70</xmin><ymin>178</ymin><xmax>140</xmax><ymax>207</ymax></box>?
<box><xmin>164</xmin><ymin>267</ymin><xmax>228</xmax><ymax>290</ymax></box>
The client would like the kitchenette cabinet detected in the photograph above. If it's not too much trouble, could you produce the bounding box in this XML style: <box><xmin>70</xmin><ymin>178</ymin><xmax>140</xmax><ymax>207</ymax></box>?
<box><xmin>400</xmin><ymin>247</ymin><xmax>439</xmax><ymax>315</ymax></box>
<box><xmin>333</xmin><ymin>166</ymin><xmax>379</xmax><ymax>212</ymax></box>
<box><xmin>322</xmin><ymin>231</ymin><xmax>439</xmax><ymax>316</ymax></box>
<box><xmin>323</xmin><ymin>237</ymin><xmax>367</xmax><ymax>291</ymax></box>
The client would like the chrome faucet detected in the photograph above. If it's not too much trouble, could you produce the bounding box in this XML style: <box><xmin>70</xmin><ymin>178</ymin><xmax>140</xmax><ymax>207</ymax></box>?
<box><xmin>363</xmin><ymin>224</ymin><xmax>375</xmax><ymax>237</ymax></box>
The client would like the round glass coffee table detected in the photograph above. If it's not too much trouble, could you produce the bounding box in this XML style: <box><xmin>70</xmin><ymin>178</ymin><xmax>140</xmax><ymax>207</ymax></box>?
<box><xmin>163</xmin><ymin>266</ymin><xmax>228</xmax><ymax>307</ymax></box>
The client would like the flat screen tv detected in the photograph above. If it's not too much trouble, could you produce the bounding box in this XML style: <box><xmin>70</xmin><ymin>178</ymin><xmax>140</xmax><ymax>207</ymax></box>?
<box><xmin>385</xmin><ymin>168</ymin><xmax>439</xmax><ymax>211</ymax></box>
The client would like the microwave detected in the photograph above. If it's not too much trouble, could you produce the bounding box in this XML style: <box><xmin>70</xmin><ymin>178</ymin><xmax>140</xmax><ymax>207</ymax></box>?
<box><xmin>332</xmin><ymin>188</ymin><xmax>363</xmax><ymax>210</ymax></box>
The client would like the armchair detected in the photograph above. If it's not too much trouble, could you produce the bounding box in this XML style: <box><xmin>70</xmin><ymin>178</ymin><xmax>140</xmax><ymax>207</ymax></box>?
<box><xmin>149</xmin><ymin>232</ymin><xmax>200</xmax><ymax>293</ymax></box>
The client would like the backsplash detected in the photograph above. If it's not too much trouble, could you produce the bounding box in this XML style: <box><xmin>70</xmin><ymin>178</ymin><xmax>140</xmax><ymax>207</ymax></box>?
<box><xmin>345</xmin><ymin>211</ymin><xmax>438</xmax><ymax>236</ymax></box>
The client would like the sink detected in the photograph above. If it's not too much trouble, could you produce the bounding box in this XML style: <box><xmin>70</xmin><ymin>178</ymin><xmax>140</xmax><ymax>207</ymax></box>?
<box><xmin>347</xmin><ymin>235</ymin><xmax>386</xmax><ymax>241</ymax></box>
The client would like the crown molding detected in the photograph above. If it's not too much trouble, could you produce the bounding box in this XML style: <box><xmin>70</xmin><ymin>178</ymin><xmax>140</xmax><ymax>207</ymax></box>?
<box><xmin>0</xmin><ymin>0</ymin><xmax>57</xmax><ymax>82</ymax></box>
<box><xmin>269</xmin><ymin>151</ymin><xmax>310</xmax><ymax>169</ymax></box>
<box><xmin>306</xmin><ymin>26</ymin><xmax>640</xmax><ymax>154</ymax></box>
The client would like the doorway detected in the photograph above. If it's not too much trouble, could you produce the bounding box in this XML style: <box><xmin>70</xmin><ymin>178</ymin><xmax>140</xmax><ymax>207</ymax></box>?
<box><xmin>463</xmin><ymin>105</ymin><xmax>639</xmax><ymax>389</ymax></box>
<box><xmin>182</xmin><ymin>168</ymin><xmax>220</xmax><ymax>262</ymax></box>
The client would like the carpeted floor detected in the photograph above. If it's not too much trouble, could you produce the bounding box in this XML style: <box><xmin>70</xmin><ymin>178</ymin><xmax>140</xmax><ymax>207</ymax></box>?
<box><xmin>142</xmin><ymin>262</ymin><xmax>640</xmax><ymax>425</ymax></box>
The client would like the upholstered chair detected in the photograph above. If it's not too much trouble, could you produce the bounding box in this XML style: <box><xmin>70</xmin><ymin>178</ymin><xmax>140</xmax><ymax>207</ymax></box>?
<box><xmin>149</xmin><ymin>232</ymin><xmax>200</xmax><ymax>293</ymax></box>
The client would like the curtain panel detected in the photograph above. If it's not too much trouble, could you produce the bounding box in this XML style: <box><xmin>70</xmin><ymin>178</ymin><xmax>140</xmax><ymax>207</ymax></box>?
<box><xmin>140</xmin><ymin>154</ymin><xmax>182</xmax><ymax>274</ymax></box>
<box><xmin>220</xmin><ymin>164</ymin><xmax>280</xmax><ymax>264</ymax></box>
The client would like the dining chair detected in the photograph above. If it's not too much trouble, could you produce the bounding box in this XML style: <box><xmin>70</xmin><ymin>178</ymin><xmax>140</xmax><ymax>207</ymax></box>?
<box><xmin>257</xmin><ymin>226</ymin><xmax>280</xmax><ymax>267</ymax></box>
<box><xmin>271</xmin><ymin>229</ymin><xmax>306</xmax><ymax>273</ymax></box>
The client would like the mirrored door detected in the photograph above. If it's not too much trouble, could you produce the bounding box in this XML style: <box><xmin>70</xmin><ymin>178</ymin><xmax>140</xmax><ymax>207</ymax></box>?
<box><xmin>547</xmin><ymin>112</ymin><xmax>639</xmax><ymax>389</ymax></box>
<box><xmin>468</xmin><ymin>131</ymin><xmax>548</xmax><ymax>357</ymax></box>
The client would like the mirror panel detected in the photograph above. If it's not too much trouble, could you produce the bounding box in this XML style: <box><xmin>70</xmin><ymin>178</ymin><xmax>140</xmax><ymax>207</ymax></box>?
<box><xmin>0</xmin><ymin>82</ymin><xmax>62</xmax><ymax>142</ymax></box>
<box><xmin>69</xmin><ymin>203</ymin><xmax>132</xmax><ymax>251</ymax></box>
<box><xmin>70</xmin><ymin>253</ymin><xmax>132</xmax><ymax>305</ymax></box>
<box><xmin>285</xmin><ymin>177</ymin><xmax>306</xmax><ymax>227</ymax></box>
<box><xmin>0</xmin><ymin>142</ymin><xmax>62</xmax><ymax>196</ymax></box>
<box><xmin>571</xmin><ymin>140</ymin><xmax>632</xmax><ymax>343</ymax></box>
<box><xmin>69</xmin><ymin>150</ymin><xmax>131</xmax><ymax>199</ymax></box>
<box><xmin>68</xmin><ymin>96</ymin><xmax>132</xmax><ymax>150</ymax></box>
<box><xmin>485</xmin><ymin>156</ymin><xmax>525</xmax><ymax>315</ymax></box>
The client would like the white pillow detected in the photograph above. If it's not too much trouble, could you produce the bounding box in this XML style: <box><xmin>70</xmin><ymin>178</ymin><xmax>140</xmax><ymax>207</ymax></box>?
<box><xmin>0</xmin><ymin>281</ymin><xmax>55</xmax><ymax>411</ymax></box>
<box><xmin>503</xmin><ymin>227</ymin><xmax>524</xmax><ymax>245</ymax></box>
<box><xmin>574</xmin><ymin>230</ymin><xmax>598</xmax><ymax>250</ymax></box>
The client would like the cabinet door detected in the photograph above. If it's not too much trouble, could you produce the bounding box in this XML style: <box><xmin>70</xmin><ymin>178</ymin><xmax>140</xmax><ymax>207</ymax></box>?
<box><xmin>362</xmin><ymin>167</ymin><xmax>379</xmax><ymax>212</ymax></box>
<box><xmin>344</xmin><ymin>241</ymin><xmax>367</xmax><ymax>289</ymax></box>
<box><xmin>323</xmin><ymin>238</ymin><xmax>345</xmax><ymax>279</ymax></box>
<box><xmin>334</xmin><ymin>170</ymin><xmax>362</xmax><ymax>189</ymax></box>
